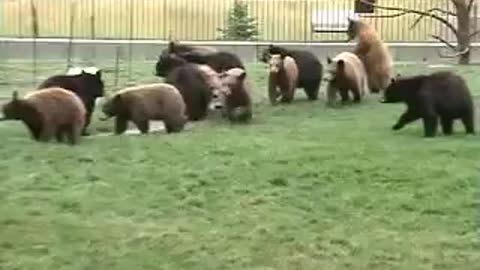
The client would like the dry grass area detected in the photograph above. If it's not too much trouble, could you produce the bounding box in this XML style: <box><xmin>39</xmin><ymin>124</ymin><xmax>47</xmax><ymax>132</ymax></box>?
<box><xmin>1</xmin><ymin>0</ymin><xmax>447</xmax><ymax>41</ymax></box>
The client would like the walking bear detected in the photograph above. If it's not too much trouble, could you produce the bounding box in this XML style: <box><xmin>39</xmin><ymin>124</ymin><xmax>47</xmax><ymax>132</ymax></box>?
<box><xmin>381</xmin><ymin>71</ymin><xmax>475</xmax><ymax>138</ymax></box>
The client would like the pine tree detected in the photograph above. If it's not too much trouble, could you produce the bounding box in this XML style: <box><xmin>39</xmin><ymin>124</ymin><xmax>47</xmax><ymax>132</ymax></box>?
<box><xmin>217</xmin><ymin>0</ymin><xmax>259</xmax><ymax>41</ymax></box>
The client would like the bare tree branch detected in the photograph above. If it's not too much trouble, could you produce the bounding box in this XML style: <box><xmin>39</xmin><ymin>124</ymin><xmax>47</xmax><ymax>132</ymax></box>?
<box><xmin>467</xmin><ymin>0</ymin><xmax>475</xmax><ymax>12</ymax></box>
<box><xmin>359</xmin><ymin>0</ymin><xmax>458</xmax><ymax>36</ymax></box>
<box><xmin>360</xmin><ymin>11</ymin><xmax>410</xmax><ymax>19</ymax></box>
<box><xmin>430</xmin><ymin>34</ymin><xmax>457</xmax><ymax>50</ymax></box>
<box><xmin>410</xmin><ymin>8</ymin><xmax>456</xmax><ymax>29</ymax></box>
<box><xmin>469</xmin><ymin>29</ymin><xmax>480</xmax><ymax>38</ymax></box>
<box><xmin>438</xmin><ymin>47</ymin><xmax>470</xmax><ymax>58</ymax></box>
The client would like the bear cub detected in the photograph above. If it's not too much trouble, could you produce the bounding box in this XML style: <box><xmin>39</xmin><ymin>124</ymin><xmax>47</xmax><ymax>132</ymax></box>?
<box><xmin>382</xmin><ymin>71</ymin><xmax>475</xmax><ymax>138</ymax></box>
<box><xmin>1</xmin><ymin>88</ymin><xmax>86</xmax><ymax>145</ymax></box>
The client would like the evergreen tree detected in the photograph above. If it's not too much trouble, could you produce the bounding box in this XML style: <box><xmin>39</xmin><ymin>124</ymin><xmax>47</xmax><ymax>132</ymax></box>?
<box><xmin>217</xmin><ymin>0</ymin><xmax>259</xmax><ymax>41</ymax></box>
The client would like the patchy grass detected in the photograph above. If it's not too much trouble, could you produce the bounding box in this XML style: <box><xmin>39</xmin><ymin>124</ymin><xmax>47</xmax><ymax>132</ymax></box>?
<box><xmin>1</xmin><ymin>0</ymin><xmax>444</xmax><ymax>41</ymax></box>
<box><xmin>0</xmin><ymin>60</ymin><xmax>479</xmax><ymax>269</ymax></box>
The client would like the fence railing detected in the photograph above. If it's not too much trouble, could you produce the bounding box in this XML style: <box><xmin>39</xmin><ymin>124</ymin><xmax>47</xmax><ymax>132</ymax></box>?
<box><xmin>0</xmin><ymin>0</ymin><xmax>476</xmax><ymax>42</ymax></box>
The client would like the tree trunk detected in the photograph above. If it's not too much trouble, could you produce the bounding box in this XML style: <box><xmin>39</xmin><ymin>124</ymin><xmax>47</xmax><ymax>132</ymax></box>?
<box><xmin>454</xmin><ymin>1</ymin><xmax>471</xmax><ymax>64</ymax></box>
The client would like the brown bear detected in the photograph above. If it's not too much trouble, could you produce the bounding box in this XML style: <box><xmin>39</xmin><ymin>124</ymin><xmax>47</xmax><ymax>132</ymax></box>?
<box><xmin>100</xmin><ymin>83</ymin><xmax>187</xmax><ymax>135</ymax></box>
<box><xmin>37</xmin><ymin>66</ymin><xmax>104</xmax><ymax>136</ymax></box>
<box><xmin>215</xmin><ymin>67</ymin><xmax>253</xmax><ymax>123</ymax></box>
<box><xmin>268</xmin><ymin>53</ymin><xmax>299</xmax><ymax>105</ymax></box>
<box><xmin>0</xmin><ymin>87</ymin><xmax>86</xmax><ymax>145</ymax></box>
<box><xmin>263</xmin><ymin>45</ymin><xmax>323</xmax><ymax>101</ymax></box>
<box><xmin>324</xmin><ymin>52</ymin><xmax>369</xmax><ymax>106</ymax></box>
<box><xmin>381</xmin><ymin>71</ymin><xmax>475</xmax><ymax>138</ymax></box>
<box><xmin>347</xmin><ymin>18</ymin><xmax>393</xmax><ymax>93</ymax></box>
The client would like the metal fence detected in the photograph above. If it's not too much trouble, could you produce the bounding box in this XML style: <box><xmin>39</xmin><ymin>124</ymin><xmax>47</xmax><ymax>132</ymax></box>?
<box><xmin>0</xmin><ymin>0</ymin><xmax>478</xmax><ymax>42</ymax></box>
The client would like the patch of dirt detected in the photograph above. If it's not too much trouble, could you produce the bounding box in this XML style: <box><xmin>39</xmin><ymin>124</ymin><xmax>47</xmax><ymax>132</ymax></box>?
<box><xmin>93</xmin><ymin>121</ymin><xmax>194</xmax><ymax>137</ymax></box>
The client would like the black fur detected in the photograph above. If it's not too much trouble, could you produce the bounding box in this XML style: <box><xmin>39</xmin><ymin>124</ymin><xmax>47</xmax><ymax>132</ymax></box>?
<box><xmin>37</xmin><ymin>70</ymin><xmax>104</xmax><ymax>136</ymax></box>
<box><xmin>164</xmin><ymin>63</ymin><xmax>212</xmax><ymax>121</ymax></box>
<box><xmin>178</xmin><ymin>51</ymin><xmax>244</xmax><ymax>73</ymax></box>
<box><xmin>264</xmin><ymin>45</ymin><xmax>323</xmax><ymax>100</ymax></box>
<box><xmin>382</xmin><ymin>71</ymin><xmax>475</xmax><ymax>138</ymax></box>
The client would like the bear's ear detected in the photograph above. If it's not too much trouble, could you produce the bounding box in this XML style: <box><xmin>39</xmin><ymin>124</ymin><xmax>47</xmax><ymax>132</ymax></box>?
<box><xmin>327</xmin><ymin>57</ymin><xmax>332</xmax><ymax>64</ymax></box>
<box><xmin>336</xmin><ymin>59</ymin><xmax>345</xmax><ymax>70</ymax></box>
<box><xmin>168</xmin><ymin>41</ymin><xmax>176</xmax><ymax>53</ymax></box>
<box><xmin>279</xmin><ymin>51</ymin><xmax>288</xmax><ymax>59</ymax></box>
<box><xmin>12</xmin><ymin>91</ymin><xmax>18</xmax><ymax>101</ymax></box>
<box><xmin>238</xmin><ymin>70</ymin><xmax>247</xmax><ymax>81</ymax></box>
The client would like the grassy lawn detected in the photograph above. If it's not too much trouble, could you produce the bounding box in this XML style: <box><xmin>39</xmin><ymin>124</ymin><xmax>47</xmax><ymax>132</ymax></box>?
<box><xmin>0</xmin><ymin>60</ymin><xmax>479</xmax><ymax>269</ymax></box>
<box><xmin>0</xmin><ymin>0</ymin><xmax>444</xmax><ymax>41</ymax></box>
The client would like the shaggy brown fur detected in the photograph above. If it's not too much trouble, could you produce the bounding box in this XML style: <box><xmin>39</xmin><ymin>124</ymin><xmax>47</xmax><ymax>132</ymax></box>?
<box><xmin>325</xmin><ymin>52</ymin><xmax>369</xmax><ymax>105</ymax></box>
<box><xmin>1</xmin><ymin>87</ymin><xmax>86</xmax><ymax>145</ymax></box>
<box><xmin>268</xmin><ymin>54</ymin><xmax>299</xmax><ymax>104</ymax></box>
<box><xmin>217</xmin><ymin>68</ymin><xmax>253</xmax><ymax>123</ymax></box>
<box><xmin>347</xmin><ymin>18</ymin><xmax>393</xmax><ymax>93</ymax></box>
<box><xmin>101</xmin><ymin>83</ymin><xmax>187</xmax><ymax>134</ymax></box>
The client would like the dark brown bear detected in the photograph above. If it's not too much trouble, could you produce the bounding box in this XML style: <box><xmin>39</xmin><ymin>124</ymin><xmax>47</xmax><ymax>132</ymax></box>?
<box><xmin>37</xmin><ymin>67</ymin><xmax>104</xmax><ymax>136</ymax></box>
<box><xmin>156</xmin><ymin>41</ymin><xmax>243</xmax><ymax>76</ymax></box>
<box><xmin>381</xmin><ymin>71</ymin><xmax>475</xmax><ymax>138</ymax></box>
<box><xmin>0</xmin><ymin>88</ymin><xmax>86</xmax><ymax>145</ymax></box>
<box><xmin>100</xmin><ymin>83</ymin><xmax>187</xmax><ymax>134</ymax></box>
<box><xmin>161</xmin><ymin>41</ymin><xmax>217</xmax><ymax>56</ymax></box>
<box><xmin>156</xmin><ymin>53</ymin><xmax>214</xmax><ymax>121</ymax></box>
<box><xmin>216</xmin><ymin>68</ymin><xmax>253</xmax><ymax>123</ymax></box>
<box><xmin>263</xmin><ymin>45</ymin><xmax>323</xmax><ymax>100</ymax></box>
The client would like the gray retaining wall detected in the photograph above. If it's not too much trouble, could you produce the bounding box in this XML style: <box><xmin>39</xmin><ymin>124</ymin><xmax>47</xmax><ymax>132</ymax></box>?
<box><xmin>1</xmin><ymin>38</ymin><xmax>480</xmax><ymax>63</ymax></box>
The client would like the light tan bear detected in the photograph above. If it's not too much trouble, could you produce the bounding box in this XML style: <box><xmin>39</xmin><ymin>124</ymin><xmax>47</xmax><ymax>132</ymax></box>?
<box><xmin>347</xmin><ymin>18</ymin><xmax>393</xmax><ymax>93</ymax></box>
<box><xmin>324</xmin><ymin>52</ymin><xmax>369</xmax><ymax>106</ymax></box>
<box><xmin>268</xmin><ymin>53</ymin><xmax>299</xmax><ymax>104</ymax></box>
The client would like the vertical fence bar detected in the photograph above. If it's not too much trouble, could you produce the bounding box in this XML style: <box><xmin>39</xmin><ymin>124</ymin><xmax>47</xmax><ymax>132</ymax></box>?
<box><xmin>30</xmin><ymin>0</ymin><xmax>39</xmax><ymax>86</ymax></box>
<box><xmin>128</xmin><ymin>0</ymin><xmax>133</xmax><ymax>81</ymax></box>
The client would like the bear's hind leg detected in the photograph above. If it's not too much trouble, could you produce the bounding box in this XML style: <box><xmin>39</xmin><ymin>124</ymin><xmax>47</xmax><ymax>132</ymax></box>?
<box><xmin>304</xmin><ymin>80</ymin><xmax>321</xmax><ymax>101</ymax></box>
<box><xmin>55</xmin><ymin>126</ymin><xmax>66</xmax><ymax>142</ymax></box>
<box><xmin>339</xmin><ymin>89</ymin><xmax>350</xmax><ymax>105</ymax></box>
<box><xmin>440</xmin><ymin>117</ymin><xmax>454</xmax><ymax>136</ymax></box>
<box><xmin>114</xmin><ymin>117</ymin><xmax>128</xmax><ymax>135</ymax></box>
<box><xmin>351</xmin><ymin>88</ymin><xmax>361</xmax><ymax>103</ymax></box>
<box><xmin>461</xmin><ymin>111</ymin><xmax>475</xmax><ymax>134</ymax></box>
<box><xmin>65</xmin><ymin>124</ymin><xmax>82</xmax><ymax>145</ymax></box>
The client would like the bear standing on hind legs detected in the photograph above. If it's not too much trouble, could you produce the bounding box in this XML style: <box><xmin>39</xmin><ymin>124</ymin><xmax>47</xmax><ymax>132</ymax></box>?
<box><xmin>381</xmin><ymin>71</ymin><xmax>475</xmax><ymax>138</ymax></box>
<box><xmin>347</xmin><ymin>18</ymin><xmax>393</xmax><ymax>94</ymax></box>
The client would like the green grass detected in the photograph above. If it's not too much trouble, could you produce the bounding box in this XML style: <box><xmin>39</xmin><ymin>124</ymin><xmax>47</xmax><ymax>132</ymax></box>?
<box><xmin>0</xmin><ymin>60</ymin><xmax>479</xmax><ymax>269</ymax></box>
<box><xmin>0</xmin><ymin>0</ymin><xmax>446</xmax><ymax>41</ymax></box>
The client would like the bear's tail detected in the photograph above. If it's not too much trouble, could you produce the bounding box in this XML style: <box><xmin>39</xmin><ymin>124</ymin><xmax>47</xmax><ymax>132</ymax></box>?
<box><xmin>228</xmin><ymin>107</ymin><xmax>252</xmax><ymax>123</ymax></box>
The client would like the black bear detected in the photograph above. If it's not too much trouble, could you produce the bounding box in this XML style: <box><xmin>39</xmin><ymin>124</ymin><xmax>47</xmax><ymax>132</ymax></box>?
<box><xmin>381</xmin><ymin>71</ymin><xmax>475</xmax><ymax>138</ymax></box>
<box><xmin>37</xmin><ymin>67</ymin><xmax>104</xmax><ymax>136</ymax></box>
<box><xmin>263</xmin><ymin>45</ymin><xmax>323</xmax><ymax>100</ymax></box>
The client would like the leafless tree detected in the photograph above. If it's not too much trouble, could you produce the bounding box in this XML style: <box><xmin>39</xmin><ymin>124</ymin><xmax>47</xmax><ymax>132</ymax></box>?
<box><xmin>360</xmin><ymin>0</ymin><xmax>477</xmax><ymax>65</ymax></box>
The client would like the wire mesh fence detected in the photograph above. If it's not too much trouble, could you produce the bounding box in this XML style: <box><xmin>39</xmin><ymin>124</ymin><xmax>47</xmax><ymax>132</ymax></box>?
<box><xmin>1</xmin><ymin>0</ymin><xmax>476</xmax><ymax>42</ymax></box>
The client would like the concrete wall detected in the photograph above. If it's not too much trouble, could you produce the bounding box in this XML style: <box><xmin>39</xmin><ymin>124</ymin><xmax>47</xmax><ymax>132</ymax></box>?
<box><xmin>1</xmin><ymin>38</ymin><xmax>480</xmax><ymax>63</ymax></box>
